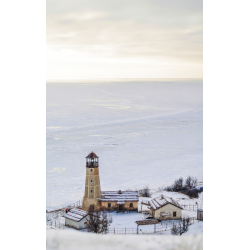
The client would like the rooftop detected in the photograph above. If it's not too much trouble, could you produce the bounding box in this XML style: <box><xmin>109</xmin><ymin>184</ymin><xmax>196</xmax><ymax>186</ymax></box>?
<box><xmin>149</xmin><ymin>195</ymin><xmax>183</xmax><ymax>210</ymax></box>
<box><xmin>135</xmin><ymin>219</ymin><xmax>159</xmax><ymax>226</ymax></box>
<box><xmin>64</xmin><ymin>208</ymin><xmax>88</xmax><ymax>222</ymax></box>
<box><xmin>100</xmin><ymin>191</ymin><xmax>139</xmax><ymax>202</ymax></box>
<box><xmin>86</xmin><ymin>151</ymin><xmax>99</xmax><ymax>159</ymax></box>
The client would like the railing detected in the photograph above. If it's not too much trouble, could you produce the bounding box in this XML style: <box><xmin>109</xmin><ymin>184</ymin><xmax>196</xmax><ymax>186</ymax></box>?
<box><xmin>86</xmin><ymin>162</ymin><xmax>98</xmax><ymax>168</ymax></box>
<box><xmin>46</xmin><ymin>200</ymin><xmax>82</xmax><ymax>221</ymax></box>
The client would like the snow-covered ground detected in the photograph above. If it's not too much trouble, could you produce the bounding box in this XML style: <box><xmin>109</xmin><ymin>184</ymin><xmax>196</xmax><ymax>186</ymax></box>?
<box><xmin>184</xmin><ymin>221</ymin><xmax>203</xmax><ymax>235</ymax></box>
<box><xmin>46</xmin><ymin>79</ymin><xmax>203</xmax><ymax>209</ymax></box>
<box><xmin>47</xmin><ymin>229</ymin><xmax>203</xmax><ymax>250</ymax></box>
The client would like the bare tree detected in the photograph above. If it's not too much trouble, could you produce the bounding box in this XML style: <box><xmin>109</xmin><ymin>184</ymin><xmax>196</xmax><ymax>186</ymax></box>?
<box><xmin>86</xmin><ymin>210</ymin><xmax>112</xmax><ymax>234</ymax></box>
<box><xmin>139</xmin><ymin>186</ymin><xmax>151</xmax><ymax>197</ymax></box>
<box><xmin>171</xmin><ymin>217</ymin><xmax>192</xmax><ymax>235</ymax></box>
<box><xmin>180</xmin><ymin>217</ymin><xmax>191</xmax><ymax>234</ymax></box>
<box><xmin>185</xmin><ymin>176</ymin><xmax>198</xmax><ymax>190</ymax></box>
<box><xmin>171</xmin><ymin>224</ymin><xmax>179</xmax><ymax>235</ymax></box>
<box><xmin>172</xmin><ymin>177</ymin><xmax>184</xmax><ymax>192</ymax></box>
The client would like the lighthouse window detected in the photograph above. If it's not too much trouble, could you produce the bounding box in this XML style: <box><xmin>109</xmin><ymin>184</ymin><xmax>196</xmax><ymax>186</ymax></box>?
<box><xmin>91</xmin><ymin>180</ymin><xmax>93</xmax><ymax>183</ymax></box>
<box><xmin>91</xmin><ymin>190</ymin><xmax>93</xmax><ymax>193</ymax></box>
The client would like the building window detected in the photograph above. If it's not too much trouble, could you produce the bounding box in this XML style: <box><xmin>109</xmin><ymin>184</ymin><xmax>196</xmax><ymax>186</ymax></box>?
<box><xmin>91</xmin><ymin>180</ymin><xmax>93</xmax><ymax>183</ymax></box>
<box><xmin>130</xmin><ymin>203</ymin><xmax>133</xmax><ymax>208</ymax></box>
<box><xmin>173</xmin><ymin>211</ymin><xmax>176</xmax><ymax>217</ymax></box>
<box><xmin>108</xmin><ymin>203</ymin><xmax>111</xmax><ymax>208</ymax></box>
<box><xmin>91</xmin><ymin>190</ymin><xmax>93</xmax><ymax>193</ymax></box>
<box><xmin>90</xmin><ymin>169</ymin><xmax>93</xmax><ymax>172</ymax></box>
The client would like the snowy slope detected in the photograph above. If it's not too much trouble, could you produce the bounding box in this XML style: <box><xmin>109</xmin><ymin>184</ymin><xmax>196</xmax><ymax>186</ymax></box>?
<box><xmin>47</xmin><ymin>229</ymin><xmax>203</xmax><ymax>250</ymax></box>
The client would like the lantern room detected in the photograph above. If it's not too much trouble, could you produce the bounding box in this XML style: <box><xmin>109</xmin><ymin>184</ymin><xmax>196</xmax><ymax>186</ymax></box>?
<box><xmin>86</xmin><ymin>151</ymin><xmax>99</xmax><ymax>168</ymax></box>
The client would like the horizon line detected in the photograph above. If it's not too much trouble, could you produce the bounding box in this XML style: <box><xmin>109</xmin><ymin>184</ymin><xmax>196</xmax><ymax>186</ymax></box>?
<box><xmin>46</xmin><ymin>77</ymin><xmax>203</xmax><ymax>82</ymax></box>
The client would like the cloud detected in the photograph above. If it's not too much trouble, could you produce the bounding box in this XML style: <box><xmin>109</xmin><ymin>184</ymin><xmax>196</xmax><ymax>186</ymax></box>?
<box><xmin>46</xmin><ymin>0</ymin><xmax>203</xmax><ymax>79</ymax></box>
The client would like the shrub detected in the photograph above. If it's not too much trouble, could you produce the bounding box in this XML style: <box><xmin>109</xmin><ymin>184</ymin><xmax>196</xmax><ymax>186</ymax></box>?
<box><xmin>138</xmin><ymin>186</ymin><xmax>151</xmax><ymax>197</ymax></box>
<box><xmin>171</xmin><ymin>217</ymin><xmax>192</xmax><ymax>235</ymax></box>
<box><xmin>184</xmin><ymin>176</ymin><xmax>198</xmax><ymax>190</ymax></box>
<box><xmin>165</xmin><ymin>176</ymin><xmax>200</xmax><ymax>193</ymax></box>
<box><xmin>180</xmin><ymin>189</ymin><xmax>199</xmax><ymax>198</ymax></box>
<box><xmin>171</xmin><ymin>224</ymin><xmax>179</xmax><ymax>235</ymax></box>
<box><xmin>172</xmin><ymin>177</ymin><xmax>184</xmax><ymax>192</ymax></box>
<box><xmin>164</xmin><ymin>186</ymin><xmax>173</xmax><ymax>192</ymax></box>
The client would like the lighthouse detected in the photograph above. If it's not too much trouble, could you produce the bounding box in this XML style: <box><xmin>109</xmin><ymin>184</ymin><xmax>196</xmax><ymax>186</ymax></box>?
<box><xmin>82</xmin><ymin>151</ymin><xmax>101</xmax><ymax>211</ymax></box>
<box><xmin>82</xmin><ymin>151</ymin><xmax>139</xmax><ymax>212</ymax></box>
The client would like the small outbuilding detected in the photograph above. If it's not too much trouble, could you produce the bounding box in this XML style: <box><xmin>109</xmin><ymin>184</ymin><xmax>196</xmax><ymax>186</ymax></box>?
<box><xmin>64</xmin><ymin>208</ymin><xmax>88</xmax><ymax>230</ymax></box>
<box><xmin>149</xmin><ymin>195</ymin><xmax>183</xmax><ymax>220</ymax></box>
<box><xmin>197</xmin><ymin>209</ymin><xmax>203</xmax><ymax>221</ymax></box>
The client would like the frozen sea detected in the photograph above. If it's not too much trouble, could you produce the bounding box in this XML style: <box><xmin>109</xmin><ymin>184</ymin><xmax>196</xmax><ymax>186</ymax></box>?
<box><xmin>46</xmin><ymin>79</ymin><xmax>203</xmax><ymax>209</ymax></box>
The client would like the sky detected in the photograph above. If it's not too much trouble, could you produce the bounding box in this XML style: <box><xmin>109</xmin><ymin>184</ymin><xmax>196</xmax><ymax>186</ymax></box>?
<box><xmin>46</xmin><ymin>0</ymin><xmax>203</xmax><ymax>80</ymax></box>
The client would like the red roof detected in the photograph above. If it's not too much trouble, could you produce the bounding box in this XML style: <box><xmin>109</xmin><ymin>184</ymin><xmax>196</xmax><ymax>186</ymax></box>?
<box><xmin>86</xmin><ymin>151</ymin><xmax>99</xmax><ymax>158</ymax></box>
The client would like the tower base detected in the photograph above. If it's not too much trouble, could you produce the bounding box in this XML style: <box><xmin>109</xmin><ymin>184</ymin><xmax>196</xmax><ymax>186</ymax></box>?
<box><xmin>82</xmin><ymin>198</ymin><xmax>101</xmax><ymax>212</ymax></box>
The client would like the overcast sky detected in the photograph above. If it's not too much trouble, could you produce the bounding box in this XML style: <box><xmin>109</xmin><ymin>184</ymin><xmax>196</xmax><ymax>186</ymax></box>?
<box><xmin>46</xmin><ymin>0</ymin><xmax>203</xmax><ymax>80</ymax></box>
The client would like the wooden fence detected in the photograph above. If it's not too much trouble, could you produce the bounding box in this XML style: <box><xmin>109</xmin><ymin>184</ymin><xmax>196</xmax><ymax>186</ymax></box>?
<box><xmin>179</xmin><ymin>204</ymin><xmax>202</xmax><ymax>212</ymax></box>
<box><xmin>103</xmin><ymin>217</ymin><xmax>197</xmax><ymax>235</ymax></box>
<box><xmin>106</xmin><ymin>228</ymin><xmax>138</xmax><ymax>234</ymax></box>
<box><xmin>46</xmin><ymin>219</ymin><xmax>65</xmax><ymax>229</ymax></box>
<box><xmin>154</xmin><ymin>217</ymin><xmax>197</xmax><ymax>234</ymax></box>
<box><xmin>46</xmin><ymin>200</ymin><xmax>83</xmax><ymax>229</ymax></box>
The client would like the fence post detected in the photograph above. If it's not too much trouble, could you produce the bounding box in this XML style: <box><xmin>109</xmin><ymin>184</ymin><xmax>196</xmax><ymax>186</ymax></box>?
<box><xmin>114</xmin><ymin>228</ymin><xmax>115</xmax><ymax>234</ymax></box>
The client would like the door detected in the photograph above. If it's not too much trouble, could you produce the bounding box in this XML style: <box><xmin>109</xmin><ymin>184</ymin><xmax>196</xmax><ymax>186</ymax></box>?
<box><xmin>118</xmin><ymin>204</ymin><xmax>123</xmax><ymax>210</ymax></box>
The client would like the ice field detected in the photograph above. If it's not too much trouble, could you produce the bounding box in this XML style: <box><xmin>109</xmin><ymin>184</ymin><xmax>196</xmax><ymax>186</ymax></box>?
<box><xmin>46</xmin><ymin>79</ymin><xmax>203</xmax><ymax>209</ymax></box>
